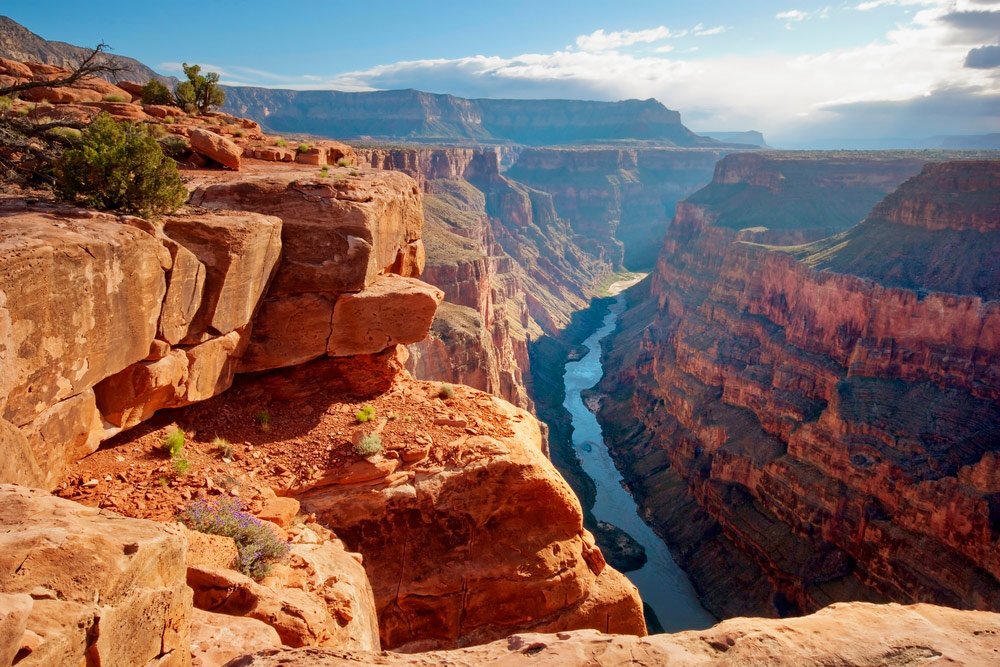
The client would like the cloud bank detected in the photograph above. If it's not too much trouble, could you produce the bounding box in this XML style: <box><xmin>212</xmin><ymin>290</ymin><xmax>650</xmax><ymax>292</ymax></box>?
<box><xmin>174</xmin><ymin>2</ymin><xmax>1000</xmax><ymax>146</ymax></box>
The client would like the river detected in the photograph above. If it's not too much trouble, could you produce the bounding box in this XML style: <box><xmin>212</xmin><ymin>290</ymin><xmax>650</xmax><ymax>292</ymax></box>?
<box><xmin>562</xmin><ymin>285</ymin><xmax>716</xmax><ymax>633</ymax></box>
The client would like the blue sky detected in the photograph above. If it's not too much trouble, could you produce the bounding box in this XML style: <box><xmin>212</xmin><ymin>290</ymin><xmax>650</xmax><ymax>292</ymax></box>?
<box><xmin>6</xmin><ymin>1</ymin><xmax>1000</xmax><ymax>145</ymax></box>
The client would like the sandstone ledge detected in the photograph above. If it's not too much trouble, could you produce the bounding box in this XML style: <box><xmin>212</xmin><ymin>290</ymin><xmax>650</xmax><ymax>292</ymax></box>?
<box><xmin>225</xmin><ymin>602</ymin><xmax>1000</xmax><ymax>666</ymax></box>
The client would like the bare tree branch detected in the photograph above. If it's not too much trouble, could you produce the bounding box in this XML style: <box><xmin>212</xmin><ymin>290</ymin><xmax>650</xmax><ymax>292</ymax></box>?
<box><xmin>0</xmin><ymin>44</ymin><xmax>131</xmax><ymax>98</ymax></box>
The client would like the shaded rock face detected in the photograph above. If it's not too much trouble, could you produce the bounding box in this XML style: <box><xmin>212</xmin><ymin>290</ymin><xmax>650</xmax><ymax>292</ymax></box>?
<box><xmin>228</xmin><ymin>603</ymin><xmax>1000</xmax><ymax>666</ymax></box>
<box><xmin>506</xmin><ymin>147</ymin><xmax>732</xmax><ymax>268</ymax></box>
<box><xmin>0</xmin><ymin>166</ymin><xmax>436</xmax><ymax>489</ymax></box>
<box><xmin>598</xmin><ymin>157</ymin><xmax>1000</xmax><ymax>619</ymax></box>
<box><xmin>297</xmin><ymin>393</ymin><xmax>645</xmax><ymax>651</ymax></box>
<box><xmin>0</xmin><ymin>485</ymin><xmax>191</xmax><ymax>666</ymax></box>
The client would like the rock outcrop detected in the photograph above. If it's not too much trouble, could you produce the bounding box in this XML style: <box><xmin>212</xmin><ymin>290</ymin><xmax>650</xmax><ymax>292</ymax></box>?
<box><xmin>0</xmin><ymin>485</ymin><xmax>192</xmax><ymax>666</ymax></box>
<box><xmin>296</xmin><ymin>385</ymin><xmax>645</xmax><ymax>650</ymax></box>
<box><xmin>598</xmin><ymin>157</ymin><xmax>1000</xmax><ymax>618</ymax></box>
<box><xmin>227</xmin><ymin>602</ymin><xmax>1000</xmax><ymax>666</ymax></box>
<box><xmin>0</xmin><ymin>163</ymin><xmax>439</xmax><ymax>489</ymax></box>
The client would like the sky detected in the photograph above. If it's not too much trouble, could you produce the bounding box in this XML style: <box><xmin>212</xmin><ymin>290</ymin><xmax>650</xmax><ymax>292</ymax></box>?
<box><xmin>5</xmin><ymin>0</ymin><xmax>1000</xmax><ymax>146</ymax></box>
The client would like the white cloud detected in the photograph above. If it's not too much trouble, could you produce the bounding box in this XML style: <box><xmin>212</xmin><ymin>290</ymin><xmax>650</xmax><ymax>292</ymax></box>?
<box><xmin>776</xmin><ymin>9</ymin><xmax>807</xmax><ymax>20</ymax></box>
<box><xmin>575</xmin><ymin>26</ymin><xmax>676</xmax><ymax>51</ymax></box>
<box><xmin>201</xmin><ymin>4</ymin><xmax>1000</xmax><ymax>145</ymax></box>
<box><xmin>694</xmin><ymin>25</ymin><xmax>728</xmax><ymax>36</ymax></box>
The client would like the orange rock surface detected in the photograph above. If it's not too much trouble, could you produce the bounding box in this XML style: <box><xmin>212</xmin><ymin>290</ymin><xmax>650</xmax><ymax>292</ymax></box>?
<box><xmin>226</xmin><ymin>602</ymin><xmax>1000</xmax><ymax>666</ymax></box>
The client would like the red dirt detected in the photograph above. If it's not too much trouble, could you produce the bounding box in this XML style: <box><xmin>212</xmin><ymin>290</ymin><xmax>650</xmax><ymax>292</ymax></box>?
<box><xmin>55</xmin><ymin>372</ymin><xmax>516</xmax><ymax>522</ymax></box>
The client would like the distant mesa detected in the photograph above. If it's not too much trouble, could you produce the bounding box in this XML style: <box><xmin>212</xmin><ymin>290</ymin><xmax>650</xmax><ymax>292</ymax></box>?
<box><xmin>697</xmin><ymin>130</ymin><xmax>770</xmax><ymax>148</ymax></box>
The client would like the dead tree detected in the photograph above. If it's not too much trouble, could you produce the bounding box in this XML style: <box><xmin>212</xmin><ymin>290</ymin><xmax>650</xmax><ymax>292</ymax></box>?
<box><xmin>0</xmin><ymin>44</ymin><xmax>130</xmax><ymax>184</ymax></box>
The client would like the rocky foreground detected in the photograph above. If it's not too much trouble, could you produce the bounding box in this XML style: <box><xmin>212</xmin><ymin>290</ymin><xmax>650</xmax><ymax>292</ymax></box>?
<box><xmin>599</xmin><ymin>155</ymin><xmax>1000</xmax><ymax>618</ymax></box>
<box><xmin>228</xmin><ymin>602</ymin><xmax>1000</xmax><ymax>665</ymax></box>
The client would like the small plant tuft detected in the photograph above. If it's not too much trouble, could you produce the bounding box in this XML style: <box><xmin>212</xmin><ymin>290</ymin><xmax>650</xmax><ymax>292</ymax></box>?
<box><xmin>319</xmin><ymin>165</ymin><xmax>329</xmax><ymax>177</ymax></box>
<box><xmin>335</xmin><ymin>157</ymin><xmax>351</xmax><ymax>167</ymax></box>
<box><xmin>213</xmin><ymin>437</ymin><xmax>233</xmax><ymax>458</ymax></box>
<box><xmin>232</xmin><ymin>128</ymin><xmax>244</xmax><ymax>138</ymax></box>
<box><xmin>274</xmin><ymin>137</ymin><xmax>287</xmax><ymax>147</ymax></box>
<box><xmin>296</xmin><ymin>143</ymin><xmax>310</xmax><ymax>153</ymax></box>
<box><xmin>349</xmin><ymin>168</ymin><xmax>359</xmax><ymax>176</ymax></box>
<box><xmin>172</xmin><ymin>457</ymin><xmax>191</xmax><ymax>475</ymax></box>
<box><xmin>0</xmin><ymin>96</ymin><xmax>12</xmax><ymax>111</ymax></box>
<box><xmin>355</xmin><ymin>405</ymin><xmax>375</xmax><ymax>423</ymax></box>
<box><xmin>255</xmin><ymin>410</ymin><xmax>272</xmax><ymax>432</ymax></box>
<box><xmin>179</xmin><ymin>497</ymin><xmax>290</xmax><ymax>579</ymax></box>
<box><xmin>353</xmin><ymin>434</ymin><xmax>383</xmax><ymax>458</ymax></box>
<box><xmin>163</xmin><ymin>115</ymin><xmax>175</xmax><ymax>124</ymax></box>
<box><xmin>438</xmin><ymin>384</ymin><xmax>455</xmax><ymax>399</ymax></box>
<box><xmin>162</xmin><ymin>427</ymin><xmax>185</xmax><ymax>458</ymax></box>
<box><xmin>103</xmin><ymin>93</ymin><xmax>128</xmax><ymax>103</ymax></box>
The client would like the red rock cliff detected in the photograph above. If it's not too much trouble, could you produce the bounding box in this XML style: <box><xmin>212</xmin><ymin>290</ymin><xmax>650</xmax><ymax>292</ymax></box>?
<box><xmin>598</xmin><ymin>156</ymin><xmax>1000</xmax><ymax>618</ymax></box>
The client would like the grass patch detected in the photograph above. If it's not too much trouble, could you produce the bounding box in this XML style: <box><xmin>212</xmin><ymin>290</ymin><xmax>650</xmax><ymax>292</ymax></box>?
<box><xmin>355</xmin><ymin>405</ymin><xmax>375</xmax><ymax>423</ymax></box>
<box><xmin>353</xmin><ymin>434</ymin><xmax>383</xmax><ymax>458</ymax></box>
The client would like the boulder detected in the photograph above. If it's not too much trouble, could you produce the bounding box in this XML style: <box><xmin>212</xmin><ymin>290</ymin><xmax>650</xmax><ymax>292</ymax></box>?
<box><xmin>0</xmin><ymin>485</ymin><xmax>192</xmax><ymax>666</ymax></box>
<box><xmin>189</xmin><ymin>170</ymin><xmax>424</xmax><ymax>294</ymax></box>
<box><xmin>189</xmin><ymin>128</ymin><xmax>242</xmax><ymax>170</ymax></box>
<box><xmin>327</xmin><ymin>275</ymin><xmax>443</xmax><ymax>356</ymax></box>
<box><xmin>188</xmin><ymin>566</ymin><xmax>337</xmax><ymax>648</ymax></box>
<box><xmin>144</xmin><ymin>104</ymin><xmax>185</xmax><ymax>119</ymax></box>
<box><xmin>162</xmin><ymin>212</ymin><xmax>282</xmax><ymax>341</ymax></box>
<box><xmin>191</xmin><ymin>609</ymin><xmax>281</xmax><ymax>667</ymax></box>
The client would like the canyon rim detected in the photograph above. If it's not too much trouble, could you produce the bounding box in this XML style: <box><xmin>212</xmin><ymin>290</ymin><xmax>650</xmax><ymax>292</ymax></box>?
<box><xmin>1</xmin><ymin>4</ymin><xmax>1000</xmax><ymax>666</ymax></box>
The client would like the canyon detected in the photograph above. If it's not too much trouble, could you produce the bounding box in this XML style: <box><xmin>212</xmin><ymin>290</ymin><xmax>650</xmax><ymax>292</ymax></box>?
<box><xmin>597</xmin><ymin>154</ymin><xmax>1000</xmax><ymax>620</ymax></box>
<box><xmin>2</xmin><ymin>19</ymin><xmax>1000</xmax><ymax>664</ymax></box>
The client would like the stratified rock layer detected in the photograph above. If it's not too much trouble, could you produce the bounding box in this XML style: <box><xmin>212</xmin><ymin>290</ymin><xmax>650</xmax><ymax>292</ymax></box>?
<box><xmin>598</xmin><ymin>157</ymin><xmax>1000</xmax><ymax>618</ymax></box>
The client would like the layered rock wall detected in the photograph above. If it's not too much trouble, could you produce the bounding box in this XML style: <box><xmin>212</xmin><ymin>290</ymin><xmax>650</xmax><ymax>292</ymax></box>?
<box><xmin>506</xmin><ymin>147</ymin><xmax>731</xmax><ymax>268</ymax></box>
<box><xmin>598</xmin><ymin>156</ymin><xmax>1000</xmax><ymax>618</ymax></box>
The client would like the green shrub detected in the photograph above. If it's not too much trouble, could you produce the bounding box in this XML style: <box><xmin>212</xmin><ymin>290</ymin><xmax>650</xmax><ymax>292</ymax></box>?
<box><xmin>162</xmin><ymin>427</ymin><xmax>185</xmax><ymax>458</ymax></box>
<box><xmin>232</xmin><ymin>129</ymin><xmax>244</xmax><ymax>138</ymax></box>
<box><xmin>355</xmin><ymin>405</ymin><xmax>375</xmax><ymax>423</ymax></box>
<box><xmin>174</xmin><ymin>63</ymin><xmax>225</xmax><ymax>114</ymax></box>
<box><xmin>335</xmin><ymin>157</ymin><xmax>351</xmax><ymax>167</ymax></box>
<box><xmin>179</xmin><ymin>497</ymin><xmax>290</xmax><ymax>579</ymax></box>
<box><xmin>438</xmin><ymin>384</ymin><xmax>455</xmax><ymax>399</ymax></box>
<box><xmin>296</xmin><ymin>143</ymin><xmax>310</xmax><ymax>153</ymax></box>
<box><xmin>44</xmin><ymin>126</ymin><xmax>82</xmax><ymax>142</ymax></box>
<box><xmin>103</xmin><ymin>94</ymin><xmax>128</xmax><ymax>103</ymax></box>
<box><xmin>158</xmin><ymin>136</ymin><xmax>190</xmax><ymax>159</ymax></box>
<box><xmin>140</xmin><ymin>79</ymin><xmax>173</xmax><ymax>105</ymax></box>
<box><xmin>274</xmin><ymin>137</ymin><xmax>287</xmax><ymax>147</ymax></box>
<box><xmin>255</xmin><ymin>410</ymin><xmax>271</xmax><ymax>432</ymax></box>
<box><xmin>164</xmin><ymin>115</ymin><xmax>175</xmax><ymax>124</ymax></box>
<box><xmin>349</xmin><ymin>169</ymin><xmax>359</xmax><ymax>176</ymax></box>
<box><xmin>319</xmin><ymin>165</ymin><xmax>329</xmax><ymax>177</ymax></box>
<box><xmin>0</xmin><ymin>96</ymin><xmax>12</xmax><ymax>111</ymax></box>
<box><xmin>213</xmin><ymin>437</ymin><xmax>233</xmax><ymax>458</ymax></box>
<box><xmin>172</xmin><ymin>457</ymin><xmax>191</xmax><ymax>475</ymax></box>
<box><xmin>353</xmin><ymin>434</ymin><xmax>383</xmax><ymax>458</ymax></box>
<box><xmin>55</xmin><ymin>113</ymin><xmax>187</xmax><ymax>218</ymax></box>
